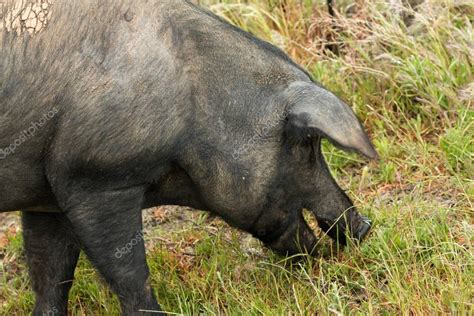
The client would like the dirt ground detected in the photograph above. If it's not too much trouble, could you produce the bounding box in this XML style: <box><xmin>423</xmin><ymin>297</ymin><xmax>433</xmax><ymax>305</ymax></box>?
<box><xmin>0</xmin><ymin>206</ymin><xmax>261</xmax><ymax>269</ymax></box>
<box><xmin>0</xmin><ymin>212</ymin><xmax>19</xmax><ymax>240</ymax></box>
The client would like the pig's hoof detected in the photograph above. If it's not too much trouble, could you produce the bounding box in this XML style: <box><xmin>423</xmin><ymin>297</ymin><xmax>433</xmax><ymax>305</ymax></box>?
<box><xmin>355</xmin><ymin>216</ymin><xmax>372</xmax><ymax>242</ymax></box>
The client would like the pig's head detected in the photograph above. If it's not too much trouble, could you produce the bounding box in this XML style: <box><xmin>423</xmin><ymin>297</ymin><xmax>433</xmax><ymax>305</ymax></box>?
<box><xmin>175</xmin><ymin>75</ymin><xmax>376</xmax><ymax>256</ymax></box>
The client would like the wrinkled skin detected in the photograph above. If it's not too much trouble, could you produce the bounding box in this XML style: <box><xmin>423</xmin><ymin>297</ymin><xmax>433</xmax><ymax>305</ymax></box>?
<box><xmin>0</xmin><ymin>1</ymin><xmax>376</xmax><ymax>315</ymax></box>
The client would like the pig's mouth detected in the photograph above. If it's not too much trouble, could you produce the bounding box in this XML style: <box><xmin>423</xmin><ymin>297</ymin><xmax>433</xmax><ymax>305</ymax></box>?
<box><xmin>263</xmin><ymin>208</ymin><xmax>372</xmax><ymax>257</ymax></box>
<box><xmin>313</xmin><ymin>211</ymin><xmax>372</xmax><ymax>246</ymax></box>
<box><xmin>257</xmin><ymin>207</ymin><xmax>372</xmax><ymax>257</ymax></box>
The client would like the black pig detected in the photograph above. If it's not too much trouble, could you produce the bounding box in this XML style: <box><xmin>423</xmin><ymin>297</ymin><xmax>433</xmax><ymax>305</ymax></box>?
<box><xmin>0</xmin><ymin>0</ymin><xmax>377</xmax><ymax>315</ymax></box>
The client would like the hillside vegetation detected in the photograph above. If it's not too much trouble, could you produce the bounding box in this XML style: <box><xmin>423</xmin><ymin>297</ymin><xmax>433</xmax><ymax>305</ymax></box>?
<box><xmin>1</xmin><ymin>0</ymin><xmax>473</xmax><ymax>314</ymax></box>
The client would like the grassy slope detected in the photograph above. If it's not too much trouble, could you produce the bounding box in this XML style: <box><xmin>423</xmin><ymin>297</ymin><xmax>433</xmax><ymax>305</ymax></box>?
<box><xmin>1</xmin><ymin>0</ymin><xmax>473</xmax><ymax>314</ymax></box>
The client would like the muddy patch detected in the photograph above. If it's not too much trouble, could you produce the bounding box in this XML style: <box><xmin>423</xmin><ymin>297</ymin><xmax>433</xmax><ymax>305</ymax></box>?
<box><xmin>1</xmin><ymin>0</ymin><xmax>53</xmax><ymax>35</ymax></box>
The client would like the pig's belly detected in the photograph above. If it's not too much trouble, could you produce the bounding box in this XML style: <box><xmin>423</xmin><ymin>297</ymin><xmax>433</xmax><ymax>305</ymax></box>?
<box><xmin>0</xmin><ymin>159</ymin><xmax>58</xmax><ymax>213</ymax></box>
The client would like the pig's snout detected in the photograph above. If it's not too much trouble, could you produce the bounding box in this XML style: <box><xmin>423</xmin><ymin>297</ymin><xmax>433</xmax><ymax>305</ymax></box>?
<box><xmin>354</xmin><ymin>215</ymin><xmax>372</xmax><ymax>241</ymax></box>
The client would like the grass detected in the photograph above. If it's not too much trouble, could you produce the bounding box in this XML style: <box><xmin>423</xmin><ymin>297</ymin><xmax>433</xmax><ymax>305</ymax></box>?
<box><xmin>1</xmin><ymin>0</ymin><xmax>473</xmax><ymax>314</ymax></box>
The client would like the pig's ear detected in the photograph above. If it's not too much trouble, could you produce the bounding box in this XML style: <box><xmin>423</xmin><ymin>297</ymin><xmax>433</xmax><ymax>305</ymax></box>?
<box><xmin>285</xmin><ymin>82</ymin><xmax>378</xmax><ymax>159</ymax></box>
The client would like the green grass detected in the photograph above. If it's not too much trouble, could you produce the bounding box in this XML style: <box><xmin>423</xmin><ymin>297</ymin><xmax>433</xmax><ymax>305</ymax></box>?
<box><xmin>1</xmin><ymin>0</ymin><xmax>473</xmax><ymax>314</ymax></box>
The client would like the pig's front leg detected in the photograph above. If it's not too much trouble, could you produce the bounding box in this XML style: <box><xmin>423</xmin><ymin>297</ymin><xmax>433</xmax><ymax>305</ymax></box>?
<box><xmin>55</xmin><ymin>185</ymin><xmax>162</xmax><ymax>316</ymax></box>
